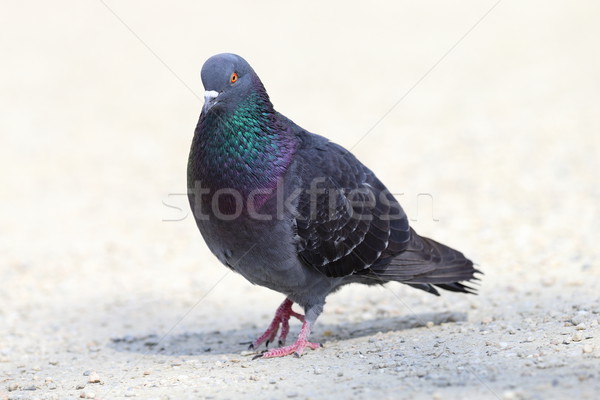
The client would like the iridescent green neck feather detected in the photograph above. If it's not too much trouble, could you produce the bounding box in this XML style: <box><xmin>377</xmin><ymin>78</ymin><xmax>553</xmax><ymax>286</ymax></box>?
<box><xmin>188</xmin><ymin>89</ymin><xmax>296</xmax><ymax>198</ymax></box>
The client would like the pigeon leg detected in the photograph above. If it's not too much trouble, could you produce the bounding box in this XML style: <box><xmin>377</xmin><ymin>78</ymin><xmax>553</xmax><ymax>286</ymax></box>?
<box><xmin>250</xmin><ymin>298</ymin><xmax>303</xmax><ymax>349</ymax></box>
<box><xmin>279</xmin><ymin>309</ymin><xmax>304</xmax><ymax>346</ymax></box>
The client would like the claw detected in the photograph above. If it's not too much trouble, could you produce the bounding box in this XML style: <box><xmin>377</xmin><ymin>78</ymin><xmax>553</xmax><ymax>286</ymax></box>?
<box><xmin>252</xmin><ymin>350</ymin><xmax>267</xmax><ymax>360</ymax></box>
<box><xmin>248</xmin><ymin>343</ymin><xmax>255</xmax><ymax>350</ymax></box>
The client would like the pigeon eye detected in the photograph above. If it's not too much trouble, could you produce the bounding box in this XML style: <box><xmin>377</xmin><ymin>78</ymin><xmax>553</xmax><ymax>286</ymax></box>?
<box><xmin>230</xmin><ymin>72</ymin><xmax>238</xmax><ymax>84</ymax></box>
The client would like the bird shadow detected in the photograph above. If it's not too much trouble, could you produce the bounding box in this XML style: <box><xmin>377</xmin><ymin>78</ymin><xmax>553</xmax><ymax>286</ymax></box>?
<box><xmin>108</xmin><ymin>311</ymin><xmax>466</xmax><ymax>356</ymax></box>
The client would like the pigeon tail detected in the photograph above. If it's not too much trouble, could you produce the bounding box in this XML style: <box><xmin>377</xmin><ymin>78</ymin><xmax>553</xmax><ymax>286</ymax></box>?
<box><xmin>370</xmin><ymin>228</ymin><xmax>480</xmax><ymax>296</ymax></box>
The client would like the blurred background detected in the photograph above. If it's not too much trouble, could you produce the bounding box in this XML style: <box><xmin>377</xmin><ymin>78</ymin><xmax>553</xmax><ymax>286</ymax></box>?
<box><xmin>1</xmin><ymin>1</ymin><xmax>599</xmax><ymax>398</ymax></box>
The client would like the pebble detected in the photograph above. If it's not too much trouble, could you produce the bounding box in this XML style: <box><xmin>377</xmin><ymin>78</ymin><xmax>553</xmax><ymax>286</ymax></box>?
<box><xmin>571</xmin><ymin>333</ymin><xmax>583</xmax><ymax>342</ymax></box>
<box><xmin>502</xmin><ymin>390</ymin><xmax>517</xmax><ymax>400</ymax></box>
<box><xmin>541</xmin><ymin>276</ymin><xmax>555</xmax><ymax>287</ymax></box>
<box><xmin>7</xmin><ymin>384</ymin><xmax>18</xmax><ymax>392</ymax></box>
<box><xmin>76</xmin><ymin>384</ymin><xmax>86</xmax><ymax>390</ymax></box>
<box><xmin>88</xmin><ymin>372</ymin><xmax>101</xmax><ymax>383</ymax></box>
<box><xmin>80</xmin><ymin>391</ymin><xmax>95</xmax><ymax>399</ymax></box>
<box><xmin>582</xmin><ymin>344</ymin><xmax>594</xmax><ymax>354</ymax></box>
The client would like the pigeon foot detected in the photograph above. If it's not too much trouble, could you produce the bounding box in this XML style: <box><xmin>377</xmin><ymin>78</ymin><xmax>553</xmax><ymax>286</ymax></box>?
<box><xmin>254</xmin><ymin>320</ymin><xmax>320</xmax><ymax>359</ymax></box>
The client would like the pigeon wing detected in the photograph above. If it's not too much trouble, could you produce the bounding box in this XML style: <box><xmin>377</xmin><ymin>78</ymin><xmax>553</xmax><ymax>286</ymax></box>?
<box><xmin>292</xmin><ymin>137</ymin><xmax>411</xmax><ymax>278</ymax></box>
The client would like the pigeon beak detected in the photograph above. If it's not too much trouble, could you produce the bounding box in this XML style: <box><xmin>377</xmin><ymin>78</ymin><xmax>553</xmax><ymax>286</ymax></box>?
<box><xmin>203</xmin><ymin>90</ymin><xmax>219</xmax><ymax>112</ymax></box>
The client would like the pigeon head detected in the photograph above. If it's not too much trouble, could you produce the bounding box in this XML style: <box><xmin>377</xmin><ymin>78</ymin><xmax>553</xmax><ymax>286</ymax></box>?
<box><xmin>192</xmin><ymin>53</ymin><xmax>294</xmax><ymax>195</ymax></box>
<box><xmin>200</xmin><ymin>53</ymin><xmax>269</xmax><ymax>114</ymax></box>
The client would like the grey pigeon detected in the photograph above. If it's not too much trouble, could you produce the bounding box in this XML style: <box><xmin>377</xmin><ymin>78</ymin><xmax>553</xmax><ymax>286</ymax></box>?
<box><xmin>187</xmin><ymin>53</ymin><xmax>479</xmax><ymax>358</ymax></box>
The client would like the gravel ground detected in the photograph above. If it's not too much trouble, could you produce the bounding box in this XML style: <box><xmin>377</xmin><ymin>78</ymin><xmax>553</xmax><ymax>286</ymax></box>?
<box><xmin>1</xmin><ymin>1</ymin><xmax>599</xmax><ymax>399</ymax></box>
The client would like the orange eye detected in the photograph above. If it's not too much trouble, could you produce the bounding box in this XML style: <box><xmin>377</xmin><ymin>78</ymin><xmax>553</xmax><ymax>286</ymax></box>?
<box><xmin>230</xmin><ymin>72</ymin><xmax>238</xmax><ymax>83</ymax></box>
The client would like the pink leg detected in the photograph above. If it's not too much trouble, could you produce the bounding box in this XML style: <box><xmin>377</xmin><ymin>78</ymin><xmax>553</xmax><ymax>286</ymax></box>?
<box><xmin>255</xmin><ymin>320</ymin><xmax>321</xmax><ymax>359</ymax></box>
<box><xmin>279</xmin><ymin>310</ymin><xmax>305</xmax><ymax>345</ymax></box>
<box><xmin>249</xmin><ymin>298</ymin><xmax>304</xmax><ymax>349</ymax></box>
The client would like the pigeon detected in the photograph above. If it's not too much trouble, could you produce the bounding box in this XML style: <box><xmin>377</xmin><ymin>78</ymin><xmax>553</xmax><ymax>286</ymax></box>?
<box><xmin>187</xmin><ymin>53</ymin><xmax>480</xmax><ymax>359</ymax></box>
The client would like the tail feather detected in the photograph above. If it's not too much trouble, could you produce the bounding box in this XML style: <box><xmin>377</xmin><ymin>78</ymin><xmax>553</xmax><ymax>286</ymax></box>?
<box><xmin>371</xmin><ymin>228</ymin><xmax>480</xmax><ymax>295</ymax></box>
